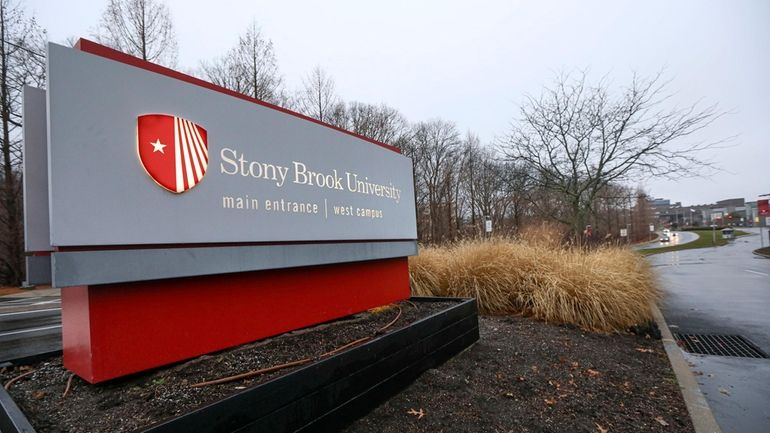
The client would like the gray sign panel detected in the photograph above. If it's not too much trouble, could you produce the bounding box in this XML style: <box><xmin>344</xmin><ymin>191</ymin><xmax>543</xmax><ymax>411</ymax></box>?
<box><xmin>51</xmin><ymin>241</ymin><xmax>417</xmax><ymax>287</ymax></box>
<box><xmin>22</xmin><ymin>86</ymin><xmax>51</xmax><ymax>252</ymax></box>
<box><xmin>46</xmin><ymin>43</ymin><xmax>417</xmax><ymax>247</ymax></box>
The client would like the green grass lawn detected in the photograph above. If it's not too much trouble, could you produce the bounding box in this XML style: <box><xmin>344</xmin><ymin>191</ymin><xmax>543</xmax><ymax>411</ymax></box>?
<box><xmin>639</xmin><ymin>229</ymin><xmax>751</xmax><ymax>256</ymax></box>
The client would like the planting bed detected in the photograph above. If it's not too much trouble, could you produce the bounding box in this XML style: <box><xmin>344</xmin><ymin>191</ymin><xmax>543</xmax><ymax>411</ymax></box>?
<box><xmin>346</xmin><ymin>315</ymin><xmax>695</xmax><ymax>433</ymax></box>
<box><xmin>0</xmin><ymin>298</ymin><xmax>478</xmax><ymax>433</ymax></box>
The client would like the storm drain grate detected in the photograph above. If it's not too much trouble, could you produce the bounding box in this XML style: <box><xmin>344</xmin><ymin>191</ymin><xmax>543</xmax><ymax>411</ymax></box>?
<box><xmin>673</xmin><ymin>334</ymin><xmax>768</xmax><ymax>358</ymax></box>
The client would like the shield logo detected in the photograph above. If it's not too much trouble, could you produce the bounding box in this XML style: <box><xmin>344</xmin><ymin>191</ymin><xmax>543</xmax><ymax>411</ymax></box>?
<box><xmin>137</xmin><ymin>114</ymin><xmax>208</xmax><ymax>193</ymax></box>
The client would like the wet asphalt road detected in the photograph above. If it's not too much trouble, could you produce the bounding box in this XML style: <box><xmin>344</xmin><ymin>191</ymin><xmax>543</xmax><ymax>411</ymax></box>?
<box><xmin>635</xmin><ymin>230</ymin><xmax>698</xmax><ymax>250</ymax></box>
<box><xmin>0</xmin><ymin>295</ymin><xmax>62</xmax><ymax>363</ymax></box>
<box><xmin>650</xmin><ymin>227</ymin><xmax>770</xmax><ymax>433</ymax></box>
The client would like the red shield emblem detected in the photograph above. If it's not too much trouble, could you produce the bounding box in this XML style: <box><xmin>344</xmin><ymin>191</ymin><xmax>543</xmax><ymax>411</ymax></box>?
<box><xmin>137</xmin><ymin>114</ymin><xmax>208</xmax><ymax>193</ymax></box>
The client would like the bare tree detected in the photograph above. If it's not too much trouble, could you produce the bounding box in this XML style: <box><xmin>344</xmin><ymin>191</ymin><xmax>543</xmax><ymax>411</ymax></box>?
<box><xmin>501</xmin><ymin>71</ymin><xmax>722</xmax><ymax>238</ymax></box>
<box><xmin>325</xmin><ymin>101</ymin><xmax>348</xmax><ymax>129</ymax></box>
<box><xmin>590</xmin><ymin>183</ymin><xmax>644</xmax><ymax>241</ymax></box>
<box><xmin>200</xmin><ymin>21</ymin><xmax>285</xmax><ymax>105</ymax></box>
<box><xmin>95</xmin><ymin>0</ymin><xmax>178</xmax><ymax>67</ymax></box>
<box><xmin>411</xmin><ymin>119</ymin><xmax>462</xmax><ymax>242</ymax></box>
<box><xmin>347</xmin><ymin>102</ymin><xmax>409</xmax><ymax>144</ymax></box>
<box><xmin>0</xmin><ymin>0</ymin><xmax>45</xmax><ymax>285</ymax></box>
<box><xmin>631</xmin><ymin>189</ymin><xmax>655</xmax><ymax>243</ymax></box>
<box><xmin>295</xmin><ymin>66</ymin><xmax>341</xmax><ymax>124</ymax></box>
<box><xmin>472</xmin><ymin>156</ymin><xmax>507</xmax><ymax>232</ymax></box>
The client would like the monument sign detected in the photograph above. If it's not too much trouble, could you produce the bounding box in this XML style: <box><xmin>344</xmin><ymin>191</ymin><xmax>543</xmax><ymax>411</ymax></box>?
<box><xmin>23</xmin><ymin>40</ymin><xmax>417</xmax><ymax>383</ymax></box>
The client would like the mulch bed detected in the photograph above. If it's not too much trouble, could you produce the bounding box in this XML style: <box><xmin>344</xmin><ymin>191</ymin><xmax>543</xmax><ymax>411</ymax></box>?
<box><xmin>2</xmin><ymin>302</ymin><xmax>694</xmax><ymax>433</ymax></box>
<box><xmin>345</xmin><ymin>316</ymin><xmax>694</xmax><ymax>433</ymax></box>
<box><xmin>1</xmin><ymin>300</ymin><xmax>452</xmax><ymax>433</ymax></box>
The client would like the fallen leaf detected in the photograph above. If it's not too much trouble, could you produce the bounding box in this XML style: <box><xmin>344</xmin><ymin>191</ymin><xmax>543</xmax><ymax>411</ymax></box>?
<box><xmin>635</xmin><ymin>347</ymin><xmax>655</xmax><ymax>353</ymax></box>
<box><xmin>654</xmin><ymin>416</ymin><xmax>669</xmax><ymax>426</ymax></box>
<box><xmin>503</xmin><ymin>392</ymin><xmax>515</xmax><ymax>398</ymax></box>
<box><xmin>31</xmin><ymin>390</ymin><xmax>46</xmax><ymax>400</ymax></box>
<box><xmin>516</xmin><ymin>376</ymin><xmax>526</xmax><ymax>382</ymax></box>
<box><xmin>586</xmin><ymin>369</ymin><xmax>600</xmax><ymax>377</ymax></box>
<box><xmin>595</xmin><ymin>423</ymin><xmax>609</xmax><ymax>433</ymax></box>
<box><xmin>719</xmin><ymin>388</ymin><xmax>731</xmax><ymax>396</ymax></box>
<box><xmin>544</xmin><ymin>398</ymin><xmax>557</xmax><ymax>406</ymax></box>
<box><xmin>407</xmin><ymin>408</ymin><xmax>426</xmax><ymax>419</ymax></box>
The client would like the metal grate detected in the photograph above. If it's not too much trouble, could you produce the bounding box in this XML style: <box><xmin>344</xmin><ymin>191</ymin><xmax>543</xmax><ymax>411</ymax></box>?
<box><xmin>674</xmin><ymin>334</ymin><xmax>768</xmax><ymax>358</ymax></box>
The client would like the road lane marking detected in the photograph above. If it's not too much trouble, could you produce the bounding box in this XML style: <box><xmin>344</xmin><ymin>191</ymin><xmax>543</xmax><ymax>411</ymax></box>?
<box><xmin>0</xmin><ymin>308</ymin><xmax>61</xmax><ymax>317</ymax></box>
<box><xmin>744</xmin><ymin>269</ymin><xmax>769</xmax><ymax>277</ymax></box>
<box><xmin>0</xmin><ymin>324</ymin><xmax>62</xmax><ymax>338</ymax></box>
<box><xmin>0</xmin><ymin>297</ymin><xmax>44</xmax><ymax>305</ymax></box>
<box><xmin>32</xmin><ymin>300</ymin><xmax>61</xmax><ymax>305</ymax></box>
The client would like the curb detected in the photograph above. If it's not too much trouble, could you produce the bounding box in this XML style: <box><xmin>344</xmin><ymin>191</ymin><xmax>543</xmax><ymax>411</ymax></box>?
<box><xmin>650</xmin><ymin>303</ymin><xmax>722</xmax><ymax>433</ymax></box>
<box><xmin>752</xmin><ymin>249</ymin><xmax>770</xmax><ymax>259</ymax></box>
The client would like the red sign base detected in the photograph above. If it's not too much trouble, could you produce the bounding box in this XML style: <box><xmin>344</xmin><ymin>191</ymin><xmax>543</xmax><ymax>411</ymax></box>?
<box><xmin>62</xmin><ymin>257</ymin><xmax>410</xmax><ymax>383</ymax></box>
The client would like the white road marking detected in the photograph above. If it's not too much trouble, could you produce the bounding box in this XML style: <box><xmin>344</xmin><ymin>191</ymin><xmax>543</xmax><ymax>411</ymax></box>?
<box><xmin>31</xmin><ymin>300</ymin><xmax>60</xmax><ymax>306</ymax></box>
<box><xmin>0</xmin><ymin>308</ymin><xmax>61</xmax><ymax>317</ymax></box>
<box><xmin>0</xmin><ymin>324</ymin><xmax>62</xmax><ymax>338</ymax></box>
<box><xmin>0</xmin><ymin>297</ymin><xmax>44</xmax><ymax>305</ymax></box>
<box><xmin>744</xmin><ymin>269</ymin><xmax>769</xmax><ymax>277</ymax></box>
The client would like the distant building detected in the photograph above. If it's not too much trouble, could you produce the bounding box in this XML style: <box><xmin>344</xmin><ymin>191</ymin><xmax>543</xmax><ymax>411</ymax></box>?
<box><xmin>648</xmin><ymin>197</ymin><xmax>750</xmax><ymax>227</ymax></box>
<box><xmin>715</xmin><ymin>198</ymin><xmax>745</xmax><ymax>208</ymax></box>
<box><xmin>746</xmin><ymin>201</ymin><xmax>757</xmax><ymax>225</ymax></box>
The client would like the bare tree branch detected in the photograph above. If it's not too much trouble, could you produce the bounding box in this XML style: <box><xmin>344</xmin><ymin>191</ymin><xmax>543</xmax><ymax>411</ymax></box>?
<box><xmin>500</xmin><ymin>71</ymin><xmax>725</xmax><ymax>237</ymax></box>
<box><xmin>94</xmin><ymin>0</ymin><xmax>178</xmax><ymax>67</ymax></box>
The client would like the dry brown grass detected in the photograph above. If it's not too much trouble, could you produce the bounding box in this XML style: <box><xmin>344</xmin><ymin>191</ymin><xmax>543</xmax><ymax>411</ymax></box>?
<box><xmin>409</xmin><ymin>237</ymin><xmax>658</xmax><ymax>332</ymax></box>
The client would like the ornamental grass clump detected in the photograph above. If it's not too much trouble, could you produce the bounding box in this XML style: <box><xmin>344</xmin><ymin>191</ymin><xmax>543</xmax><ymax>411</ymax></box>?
<box><xmin>409</xmin><ymin>237</ymin><xmax>657</xmax><ymax>332</ymax></box>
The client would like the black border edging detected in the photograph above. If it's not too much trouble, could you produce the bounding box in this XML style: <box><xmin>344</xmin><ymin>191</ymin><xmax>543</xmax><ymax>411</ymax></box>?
<box><xmin>0</xmin><ymin>385</ymin><xmax>35</xmax><ymax>433</ymax></box>
<box><xmin>0</xmin><ymin>297</ymin><xmax>479</xmax><ymax>433</ymax></box>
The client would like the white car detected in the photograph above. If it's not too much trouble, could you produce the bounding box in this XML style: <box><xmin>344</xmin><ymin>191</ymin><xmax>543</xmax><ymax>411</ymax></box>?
<box><xmin>663</xmin><ymin>229</ymin><xmax>671</xmax><ymax>236</ymax></box>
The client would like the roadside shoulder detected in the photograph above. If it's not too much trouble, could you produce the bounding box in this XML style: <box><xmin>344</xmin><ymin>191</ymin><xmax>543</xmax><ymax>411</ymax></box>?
<box><xmin>650</xmin><ymin>302</ymin><xmax>722</xmax><ymax>433</ymax></box>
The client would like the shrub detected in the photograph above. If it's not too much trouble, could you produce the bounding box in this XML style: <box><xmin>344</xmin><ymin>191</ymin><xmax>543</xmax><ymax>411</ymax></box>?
<box><xmin>409</xmin><ymin>238</ymin><xmax>658</xmax><ymax>332</ymax></box>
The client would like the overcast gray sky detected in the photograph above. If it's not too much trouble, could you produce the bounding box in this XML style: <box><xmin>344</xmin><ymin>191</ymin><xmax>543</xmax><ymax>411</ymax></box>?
<box><xmin>28</xmin><ymin>0</ymin><xmax>769</xmax><ymax>205</ymax></box>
